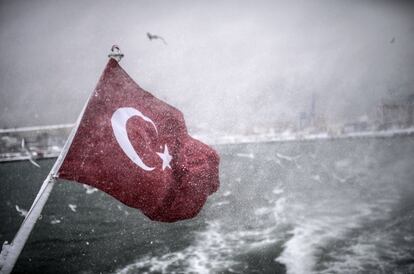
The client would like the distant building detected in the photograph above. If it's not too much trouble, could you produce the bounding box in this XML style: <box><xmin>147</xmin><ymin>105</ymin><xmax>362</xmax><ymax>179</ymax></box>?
<box><xmin>377</xmin><ymin>94</ymin><xmax>414</xmax><ymax>129</ymax></box>
<box><xmin>341</xmin><ymin>121</ymin><xmax>369</xmax><ymax>134</ymax></box>
<box><xmin>310</xmin><ymin>93</ymin><xmax>316</xmax><ymax>124</ymax></box>
<box><xmin>298</xmin><ymin>93</ymin><xmax>320</xmax><ymax>131</ymax></box>
<box><xmin>313</xmin><ymin>114</ymin><xmax>327</xmax><ymax>132</ymax></box>
<box><xmin>0</xmin><ymin>124</ymin><xmax>72</xmax><ymax>161</ymax></box>
<box><xmin>299</xmin><ymin>112</ymin><xmax>309</xmax><ymax>131</ymax></box>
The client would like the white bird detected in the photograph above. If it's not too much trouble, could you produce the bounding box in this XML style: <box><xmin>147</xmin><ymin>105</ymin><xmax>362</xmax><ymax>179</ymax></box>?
<box><xmin>15</xmin><ymin>205</ymin><xmax>28</xmax><ymax>217</ymax></box>
<box><xmin>82</xmin><ymin>184</ymin><xmax>98</xmax><ymax>194</ymax></box>
<box><xmin>21</xmin><ymin>138</ymin><xmax>40</xmax><ymax>168</ymax></box>
<box><xmin>68</xmin><ymin>204</ymin><xmax>77</xmax><ymax>212</ymax></box>
<box><xmin>50</xmin><ymin>217</ymin><xmax>61</xmax><ymax>225</ymax></box>
<box><xmin>276</xmin><ymin>152</ymin><xmax>302</xmax><ymax>168</ymax></box>
<box><xmin>275</xmin><ymin>152</ymin><xmax>300</xmax><ymax>162</ymax></box>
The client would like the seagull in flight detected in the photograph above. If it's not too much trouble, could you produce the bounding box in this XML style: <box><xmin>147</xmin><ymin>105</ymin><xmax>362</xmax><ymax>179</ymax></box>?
<box><xmin>21</xmin><ymin>138</ymin><xmax>40</xmax><ymax>168</ymax></box>
<box><xmin>147</xmin><ymin>32</ymin><xmax>167</xmax><ymax>45</ymax></box>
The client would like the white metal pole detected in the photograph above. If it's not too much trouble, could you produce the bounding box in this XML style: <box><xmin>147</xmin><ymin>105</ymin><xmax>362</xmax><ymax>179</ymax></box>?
<box><xmin>0</xmin><ymin>109</ymin><xmax>82</xmax><ymax>274</ymax></box>
<box><xmin>0</xmin><ymin>177</ymin><xmax>56</xmax><ymax>274</ymax></box>
<box><xmin>0</xmin><ymin>49</ymin><xmax>123</xmax><ymax>274</ymax></box>
<box><xmin>0</xmin><ymin>135</ymin><xmax>72</xmax><ymax>273</ymax></box>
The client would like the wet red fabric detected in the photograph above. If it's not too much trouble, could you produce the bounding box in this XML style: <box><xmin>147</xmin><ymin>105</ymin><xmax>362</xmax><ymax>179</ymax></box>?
<box><xmin>58</xmin><ymin>59</ymin><xmax>220</xmax><ymax>222</ymax></box>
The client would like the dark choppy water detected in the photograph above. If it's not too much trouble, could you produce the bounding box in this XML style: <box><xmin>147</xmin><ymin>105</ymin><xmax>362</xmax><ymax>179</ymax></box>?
<box><xmin>1</xmin><ymin>137</ymin><xmax>414</xmax><ymax>274</ymax></box>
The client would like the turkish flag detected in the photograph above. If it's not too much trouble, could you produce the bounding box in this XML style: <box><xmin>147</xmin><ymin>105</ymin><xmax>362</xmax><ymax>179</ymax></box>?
<box><xmin>57</xmin><ymin>59</ymin><xmax>220</xmax><ymax>222</ymax></box>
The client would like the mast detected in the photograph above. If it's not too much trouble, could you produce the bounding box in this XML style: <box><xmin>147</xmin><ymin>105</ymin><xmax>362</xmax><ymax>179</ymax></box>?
<box><xmin>0</xmin><ymin>46</ymin><xmax>124</xmax><ymax>274</ymax></box>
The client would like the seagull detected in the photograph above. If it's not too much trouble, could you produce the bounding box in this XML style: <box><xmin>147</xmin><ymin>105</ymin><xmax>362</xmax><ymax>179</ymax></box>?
<box><xmin>276</xmin><ymin>152</ymin><xmax>302</xmax><ymax>168</ymax></box>
<box><xmin>15</xmin><ymin>205</ymin><xmax>28</xmax><ymax>217</ymax></box>
<box><xmin>390</xmin><ymin>37</ymin><xmax>395</xmax><ymax>43</ymax></box>
<box><xmin>147</xmin><ymin>32</ymin><xmax>167</xmax><ymax>45</ymax></box>
<box><xmin>68</xmin><ymin>204</ymin><xmax>77</xmax><ymax>212</ymax></box>
<box><xmin>83</xmin><ymin>184</ymin><xmax>98</xmax><ymax>194</ymax></box>
<box><xmin>21</xmin><ymin>138</ymin><xmax>40</xmax><ymax>168</ymax></box>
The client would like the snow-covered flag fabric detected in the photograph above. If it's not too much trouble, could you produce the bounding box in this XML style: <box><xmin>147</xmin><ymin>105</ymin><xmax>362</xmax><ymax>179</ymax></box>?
<box><xmin>57</xmin><ymin>59</ymin><xmax>220</xmax><ymax>222</ymax></box>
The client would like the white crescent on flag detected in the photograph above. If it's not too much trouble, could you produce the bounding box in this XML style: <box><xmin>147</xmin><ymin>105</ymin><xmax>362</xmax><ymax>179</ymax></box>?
<box><xmin>111</xmin><ymin>107</ymin><xmax>158</xmax><ymax>171</ymax></box>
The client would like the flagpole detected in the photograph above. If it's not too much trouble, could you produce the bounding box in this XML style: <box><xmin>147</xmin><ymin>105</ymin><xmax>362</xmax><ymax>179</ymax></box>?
<box><xmin>0</xmin><ymin>105</ymin><xmax>84</xmax><ymax>274</ymax></box>
<box><xmin>0</xmin><ymin>46</ymin><xmax>124</xmax><ymax>274</ymax></box>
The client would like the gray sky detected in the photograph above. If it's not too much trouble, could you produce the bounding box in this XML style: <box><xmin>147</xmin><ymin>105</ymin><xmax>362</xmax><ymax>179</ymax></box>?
<box><xmin>1</xmin><ymin>0</ymin><xmax>413</xmax><ymax>132</ymax></box>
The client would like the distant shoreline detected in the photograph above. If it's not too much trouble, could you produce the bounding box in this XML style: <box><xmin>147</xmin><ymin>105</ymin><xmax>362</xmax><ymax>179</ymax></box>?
<box><xmin>197</xmin><ymin>127</ymin><xmax>414</xmax><ymax>146</ymax></box>
<box><xmin>1</xmin><ymin>127</ymin><xmax>413</xmax><ymax>163</ymax></box>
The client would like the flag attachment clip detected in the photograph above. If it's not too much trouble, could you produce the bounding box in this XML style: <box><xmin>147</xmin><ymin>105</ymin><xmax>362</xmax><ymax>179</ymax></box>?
<box><xmin>108</xmin><ymin>45</ymin><xmax>124</xmax><ymax>62</ymax></box>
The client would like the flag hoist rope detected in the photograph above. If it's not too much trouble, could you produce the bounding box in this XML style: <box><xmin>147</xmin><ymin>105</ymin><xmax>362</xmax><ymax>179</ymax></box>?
<box><xmin>0</xmin><ymin>46</ymin><xmax>124</xmax><ymax>274</ymax></box>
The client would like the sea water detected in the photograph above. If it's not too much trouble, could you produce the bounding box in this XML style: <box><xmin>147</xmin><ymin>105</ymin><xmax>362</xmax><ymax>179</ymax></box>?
<box><xmin>1</xmin><ymin>137</ymin><xmax>413</xmax><ymax>274</ymax></box>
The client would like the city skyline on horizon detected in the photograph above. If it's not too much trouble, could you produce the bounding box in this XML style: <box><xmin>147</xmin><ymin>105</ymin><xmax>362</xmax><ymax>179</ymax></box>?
<box><xmin>1</xmin><ymin>1</ymin><xmax>413</xmax><ymax>131</ymax></box>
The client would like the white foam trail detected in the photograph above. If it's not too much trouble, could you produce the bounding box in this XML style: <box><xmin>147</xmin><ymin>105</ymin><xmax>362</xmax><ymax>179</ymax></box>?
<box><xmin>115</xmin><ymin>222</ymin><xmax>235</xmax><ymax>274</ymax></box>
<box><xmin>276</xmin><ymin>193</ymin><xmax>399</xmax><ymax>274</ymax></box>
<box><xmin>115</xmin><ymin>220</ymin><xmax>282</xmax><ymax>274</ymax></box>
<box><xmin>277</xmin><ymin>215</ymin><xmax>357</xmax><ymax>274</ymax></box>
<box><xmin>273</xmin><ymin>153</ymin><xmax>402</xmax><ymax>274</ymax></box>
<box><xmin>318</xmin><ymin>197</ymin><xmax>413</xmax><ymax>274</ymax></box>
<box><xmin>318</xmin><ymin>227</ymin><xmax>407</xmax><ymax>273</ymax></box>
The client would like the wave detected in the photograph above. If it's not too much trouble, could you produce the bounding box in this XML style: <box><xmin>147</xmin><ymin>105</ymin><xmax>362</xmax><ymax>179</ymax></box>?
<box><xmin>115</xmin><ymin>218</ymin><xmax>287</xmax><ymax>274</ymax></box>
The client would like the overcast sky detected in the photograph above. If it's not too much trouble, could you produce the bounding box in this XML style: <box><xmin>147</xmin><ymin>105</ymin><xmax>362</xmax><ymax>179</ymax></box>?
<box><xmin>0</xmin><ymin>0</ymin><xmax>413</xmax><ymax>132</ymax></box>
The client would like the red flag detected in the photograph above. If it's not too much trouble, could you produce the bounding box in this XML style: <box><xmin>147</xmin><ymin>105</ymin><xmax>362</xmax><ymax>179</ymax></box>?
<box><xmin>58</xmin><ymin>59</ymin><xmax>220</xmax><ymax>222</ymax></box>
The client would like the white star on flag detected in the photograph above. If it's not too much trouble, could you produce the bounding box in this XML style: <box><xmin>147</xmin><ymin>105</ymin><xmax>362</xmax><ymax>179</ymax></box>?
<box><xmin>157</xmin><ymin>144</ymin><xmax>172</xmax><ymax>170</ymax></box>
